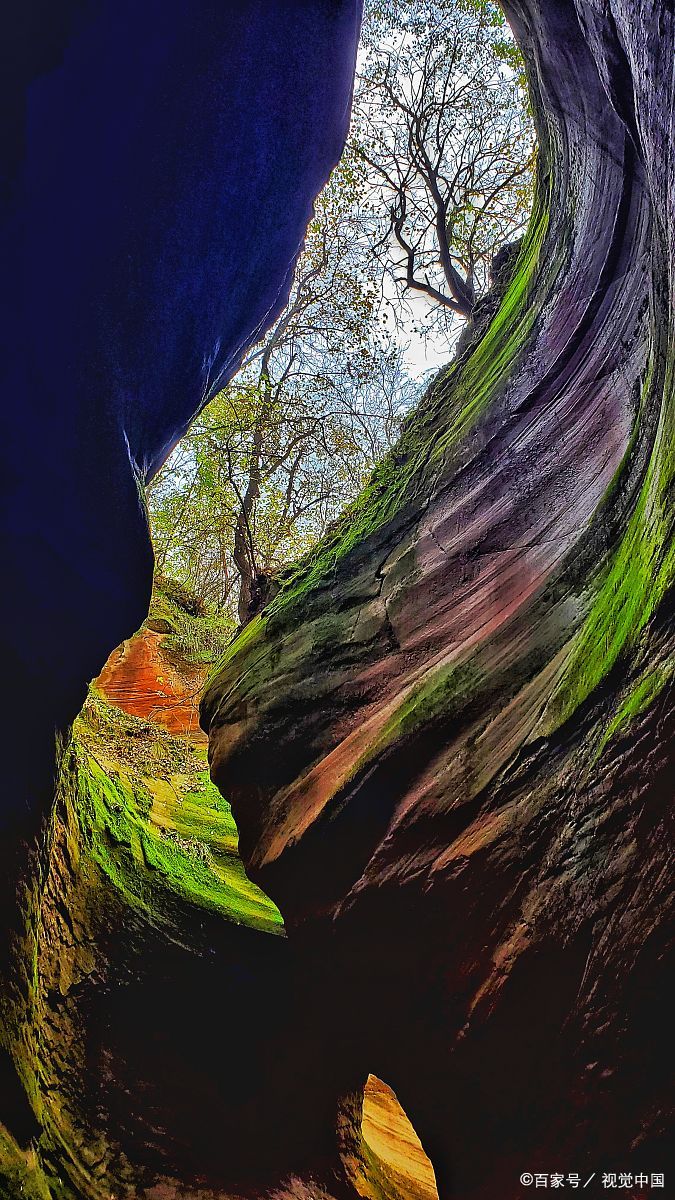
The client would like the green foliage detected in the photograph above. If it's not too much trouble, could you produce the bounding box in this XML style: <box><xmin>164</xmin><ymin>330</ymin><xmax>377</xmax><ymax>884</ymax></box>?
<box><xmin>202</xmin><ymin>170</ymin><xmax>548</xmax><ymax>762</ymax></box>
<box><xmin>262</xmin><ymin>171</ymin><xmax>549</xmax><ymax>618</ymax></box>
<box><xmin>148</xmin><ymin>146</ymin><xmax>412</xmax><ymax>616</ymax></box>
<box><xmin>148</xmin><ymin>2</ymin><xmax>535</xmax><ymax>620</ymax></box>
<box><xmin>148</xmin><ymin>574</ymin><xmax>234</xmax><ymax>663</ymax></box>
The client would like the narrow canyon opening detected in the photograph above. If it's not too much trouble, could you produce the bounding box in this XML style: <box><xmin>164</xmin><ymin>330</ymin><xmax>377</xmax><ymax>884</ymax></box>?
<box><xmin>5</xmin><ymin>0</ymin><xmax>541</xmax><ymax>1188</ymax></box>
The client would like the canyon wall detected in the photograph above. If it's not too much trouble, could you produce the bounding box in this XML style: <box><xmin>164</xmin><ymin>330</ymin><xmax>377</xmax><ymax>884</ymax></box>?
<box><xmin>1</xmin><ymin>0</ymin><xmax>361</xmax><ymax>846</ymax></box>
<box><xmin>203</xmin><ymin>2</ymin><xmax>675</xmax><ymax>1195</ymax></box>
<box><xmin>1</xmin><ymin>0</ymin><xmax>361</xmax><ymax>1173</ymax></box>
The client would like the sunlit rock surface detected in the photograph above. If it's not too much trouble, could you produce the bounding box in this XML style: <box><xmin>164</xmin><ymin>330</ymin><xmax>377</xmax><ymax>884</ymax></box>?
<box><xmin>96</xmin><ymin>627</ymin><xmax>206</xmax><ymax>741</ymax></box>
<box><xmin>94</xmin><ymin>583</ymin><xmax>214</xmax><ymax>742</ymax></box>
<box><xmin>360</xmin><ymin>1076</ymin><xmax>438</xmax><ymax>1200</ymax></box>
<box><xmin>203</xmin><ymin>2</ymin><xmax>675</xmax><ymax>1195</ymax></box>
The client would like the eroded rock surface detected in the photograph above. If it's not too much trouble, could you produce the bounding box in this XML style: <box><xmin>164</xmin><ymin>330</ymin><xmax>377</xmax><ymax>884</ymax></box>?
<box><xmin>203</xmin><ymin>2</ymin><xmax>675</xmax><ymax>1195</ymax></box>
<box><xmin>94</xmin><ymin>583</ymin><xmax>214</xmax><ymax>742</ymax></box>
<box><xmin>0</xmin><ymin>614</ymin><xmax>424</xmax><ymax>1199</ymax></box>
<box><xmin>1</xmin><ymin>0</ymin><xmax>362</xmax><ymax>863</ymax></box>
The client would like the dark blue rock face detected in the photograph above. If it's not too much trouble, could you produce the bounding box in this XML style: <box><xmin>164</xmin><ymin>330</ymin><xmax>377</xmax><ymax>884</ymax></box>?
<box><xmin>0</xmin><ymin>11</ymin><xmax>361</xmax><ymax>1141</ymax></box>
<box><xmin>1</xmin><ymin>0</ymin><xmax>361</xmax><ymax>841</ymax></box>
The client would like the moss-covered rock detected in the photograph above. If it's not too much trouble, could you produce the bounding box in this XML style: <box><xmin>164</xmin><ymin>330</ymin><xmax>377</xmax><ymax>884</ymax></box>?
<box><xmin>201</xmin><ymin>4</ymin><xmax>675</xmax><ymax>1197</ymax></box>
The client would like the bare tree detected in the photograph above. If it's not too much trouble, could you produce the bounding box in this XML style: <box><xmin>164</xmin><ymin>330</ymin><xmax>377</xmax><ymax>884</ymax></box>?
<box><xmin>354</xmin><ymin>0</ymin><xmax>535</xmax><ymax>329</ymax></box>
<box><xmin>148</xmin><ymin>152</ymin><xmax>413</xmax><ymax>624</ymax></box>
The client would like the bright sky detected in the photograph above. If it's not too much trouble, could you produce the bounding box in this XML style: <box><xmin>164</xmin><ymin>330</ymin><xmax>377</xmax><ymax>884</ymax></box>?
<box><xmin>398</xmin><ymin>315</ymin><xmax>461</xmax><ymax>378</ymax></box>
<box><xmin>381</xmin><ymin>271</ymin><xmax>463</xmax><ymax>380</ymax></box>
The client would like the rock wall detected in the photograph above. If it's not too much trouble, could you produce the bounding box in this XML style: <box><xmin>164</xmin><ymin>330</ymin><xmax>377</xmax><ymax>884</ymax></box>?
<box><xmin>1</xmin><ymin>0</ymin><xmax>361</xmax><ymax>849</ymax></box>
<box><xmin>1</xmin><ymin>643</ymin><xmax>429</xmax><ymax>1197</ymax></box>
<box><xmin>203</xmin><ymin>2</ymin><xmax>675</xmax><ymax>1195</ymax></box>
<box><xmin>1</xmin><ymin>0</ymin><xmax>362</xmax><ymax>1167</ymax></box>
<box><xmin>94</xmin><ymin>584</ymin><xmax>213</xmax><ymax>741</ymax></box>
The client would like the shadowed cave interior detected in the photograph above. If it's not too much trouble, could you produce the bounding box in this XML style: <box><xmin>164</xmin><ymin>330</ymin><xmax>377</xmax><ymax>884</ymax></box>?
<box><xmin>1</xmin><ymin>587</ymin><xmax>440</xmax><ymax>1197</ymax></box>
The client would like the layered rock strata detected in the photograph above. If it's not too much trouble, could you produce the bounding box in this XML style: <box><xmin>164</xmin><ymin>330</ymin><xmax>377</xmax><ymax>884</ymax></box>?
<box><xmin>203</xmin><ymin>3</ymin><xmax>675</xmax><ymax>1195</ymax></box>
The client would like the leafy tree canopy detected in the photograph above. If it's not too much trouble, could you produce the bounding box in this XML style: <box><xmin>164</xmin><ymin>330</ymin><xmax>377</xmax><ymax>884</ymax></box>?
<box><xmin>148</xmin><ymin>0</ymin><xmax>534</xmax><ymax>625</ymax></box>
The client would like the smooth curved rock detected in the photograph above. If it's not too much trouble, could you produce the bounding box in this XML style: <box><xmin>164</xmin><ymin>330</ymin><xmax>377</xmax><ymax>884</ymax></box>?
<box><xmin>203</xmin><ymin>2</ymin><xmax>674</xmax><ymax>1194</ymax></box>
<box><xmin>1</xmin><ymin>0</ymin><xmax>361</xmax><ymax>836</ymax></box>
<box><xmin>1</xmin><ymin>0</ymin><xmax>362</xmax><ymax>1177</ymax></box>
<box><xmin>95</xmin><ymin>628</ymin><xmax>207</xmax><ymax>742</ymax></box>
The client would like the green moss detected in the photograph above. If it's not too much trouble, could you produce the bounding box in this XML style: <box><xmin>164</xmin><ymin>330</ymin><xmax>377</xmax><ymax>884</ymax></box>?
<box><xmin>0</xmin><ymin>1125</ymin><xmax>52</xmax><ymax>1200</ymax></box>
<box><xmin>72</xmin><ymin>727</ymin><xmax>284</xmax><ymax>936</ymax></box>
<box><xmin>429</xmin><ymin>191</ymin><xmax>549</xmax><ymax>464</ymax></box>
<box><xmin>205</xmin><ymin>611</ymin><xmax>266</xmax><ymax>692</ymax></box>
<box><xmin>597</xmin><ymin>661</ymin><xmax>672</xmax><ymax>755</ymax></box>
<box><xmin>314</xmin><ymin>656</ymin><xmax>485</xmax><ymax>809</ymax></box>
<box><xmin>3</xmin><ymin>684</ymin><xmax>286</xmax><ymax>1197</ymax></box>
<box><xmin>72</xmin><ymin>744</ymin><xmax>282</xmax><ymax>931</ymax></box>
<box><xmin>386</xmin><ymin>659</ymin><xmax>483</xmax><ymax>740</ymax></box>
<box><xmin>203</xmin><ymin>176</ymin><xmax>552</xmax><ymax>707</ymax></box>
<box><xmin>267</xmin><ymin>177</ymin><xmax>550</xmax><ymax>616</ymax></box>
<box><xmin>543</xmin><ymin>357</ymin><xmax>675</xmax><ymax>732</ymax></box>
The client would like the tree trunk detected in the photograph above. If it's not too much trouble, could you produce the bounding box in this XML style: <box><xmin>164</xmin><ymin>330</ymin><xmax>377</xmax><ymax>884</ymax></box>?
<box><xmin>232</xmin><ymin>385</ymin><xmax>267</xmax><ymax>625</ymax></box>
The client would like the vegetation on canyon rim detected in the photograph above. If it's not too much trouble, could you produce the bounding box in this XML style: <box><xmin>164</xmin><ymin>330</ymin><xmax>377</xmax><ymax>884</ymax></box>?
<box><xmin>148</xmin><ymin>0</ymin><xmax>534</xmax><ymax>628</ymax></box>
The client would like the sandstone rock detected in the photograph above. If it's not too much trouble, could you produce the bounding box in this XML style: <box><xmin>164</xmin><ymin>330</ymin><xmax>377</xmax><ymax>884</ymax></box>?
<box><xmin>202</xmin><ymin>3</ymin><xmax>675</xmax><ymax>1194</ymax></box>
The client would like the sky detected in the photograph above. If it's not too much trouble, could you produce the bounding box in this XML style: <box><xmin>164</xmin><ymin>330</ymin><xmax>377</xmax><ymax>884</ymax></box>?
<box><xmin>397</xmin><ymin>308</ymin><xmax>461</xmax><ymax>378</ymax></box>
